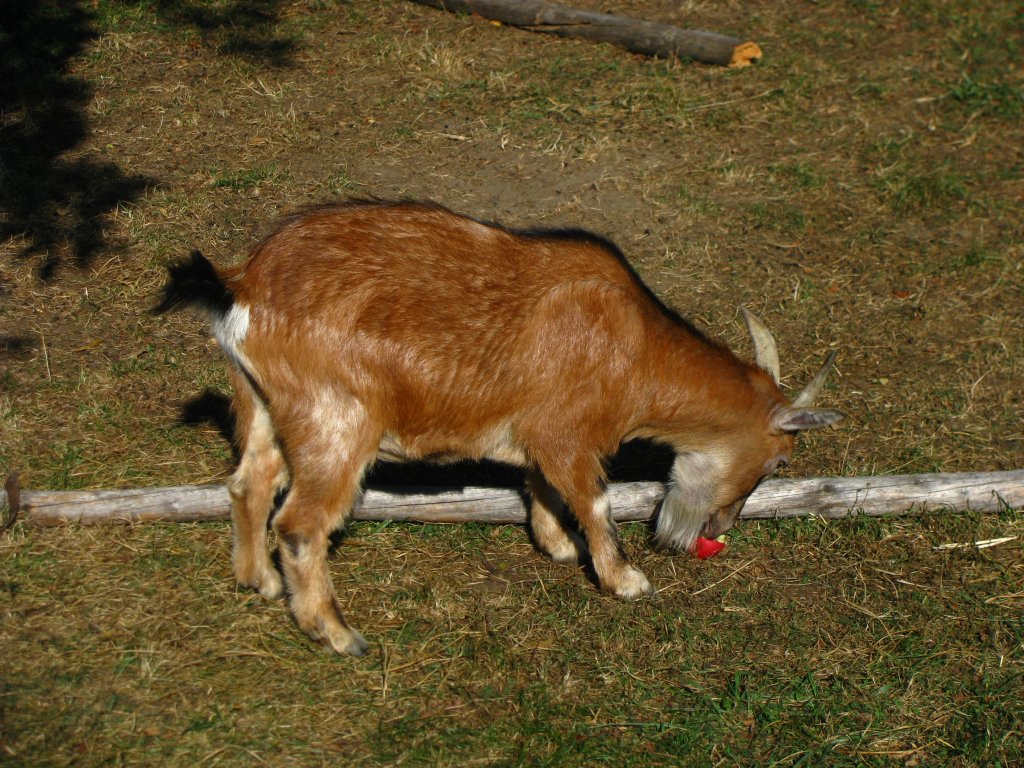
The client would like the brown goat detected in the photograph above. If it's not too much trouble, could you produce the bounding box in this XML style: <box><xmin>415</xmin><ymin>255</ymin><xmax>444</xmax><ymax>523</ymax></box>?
<box><xmin>158</xmin><ymin>200</ymin><xmax>843</xmax><ymax>656</ymax></box>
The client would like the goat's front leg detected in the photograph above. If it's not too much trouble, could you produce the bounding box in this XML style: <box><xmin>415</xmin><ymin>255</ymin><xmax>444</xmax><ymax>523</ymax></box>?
<box><xmin>538</xmin><ymin>454</ymin><xmax>653</xmax><ymax>600</ymax></box>
<box><xmin>526</xmin><ymin>469</ymin><xmax>587</xmax><ymax>565</ymax></box>
<box><xmin>574</xmin><ymin>490</ymin><xmax>653</xmax><ymax>600</ymax></box>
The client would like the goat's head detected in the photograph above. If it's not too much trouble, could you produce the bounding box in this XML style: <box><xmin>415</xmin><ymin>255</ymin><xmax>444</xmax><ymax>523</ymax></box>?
<box><xmin>655</xmin><ymin>310</ymin><xmax>844</xmax><ymax>552</ymax></box>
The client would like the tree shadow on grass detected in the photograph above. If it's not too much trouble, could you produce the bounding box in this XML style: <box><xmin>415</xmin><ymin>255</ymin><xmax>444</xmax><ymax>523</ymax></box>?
<box><xmin>145</xmin><ymin>0</ymin><xmax>306</xmax><ymax>68</ymax></box>
<box><xmin>0</xmin><ymin>2</ymin><xmax>151</xmax><ymax>280</ymax></box>
<box><xmin>0</xmin><ymin>0</ymin><xmax>312</xmax><ymax>281</ymax></box>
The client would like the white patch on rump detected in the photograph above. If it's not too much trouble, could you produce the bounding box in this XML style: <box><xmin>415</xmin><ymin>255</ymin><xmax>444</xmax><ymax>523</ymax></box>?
<box><xmin>212</xmin><ymin>302</ymin><xmax>252</xmax><ymax>369</ymax></box>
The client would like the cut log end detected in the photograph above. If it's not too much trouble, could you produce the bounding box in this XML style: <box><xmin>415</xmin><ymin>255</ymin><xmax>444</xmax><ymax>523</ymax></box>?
<box><xmin>729</xmin><ymin>41</ymin><xmax>762</xmax><ymax>68</ymax></box>
<box><xmin>2</xmin><ymin>473</ymin><xmax>20</xmax><ymax>533</ymax></box>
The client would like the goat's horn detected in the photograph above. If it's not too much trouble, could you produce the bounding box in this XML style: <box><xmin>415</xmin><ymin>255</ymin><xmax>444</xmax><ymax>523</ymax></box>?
<box><xmin>793</xmin><ymin>350</ymin><xmax>839</xmax><ymax>407</ymax></box>
<box><xmin>741</xmin><ymin>309</ymin><xmax>780</xmax><ymax>384</ymax></box>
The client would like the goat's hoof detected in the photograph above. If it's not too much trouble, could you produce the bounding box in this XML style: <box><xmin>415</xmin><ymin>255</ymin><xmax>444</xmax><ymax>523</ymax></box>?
<box><xmin>537</xmin><ymin>529</ymin><xmax>588</xmax><ymax>566</ymax></box>
<box><xmin>315</xmin><ymin>619</ymin><xmax>369</xmax><ymax>657</ymax></box>
<box><xmin>339</xmin><ymin>630</ymin><xmax>370</xmax><ymax>657</ymax></box>
<box><xmin>296</xmin><ymin>601</ymin><xmax>369</xmax><ymax>657</ymax></box>
<box><xmin>237</xmin><ymin>568</ymin><xmax>284</xmax><ymax>600</ymax></box>
<box><xmin>544</xmin><ymin>540</ymin><xmax>582</xmax><ymax>565</ymax></box>
<box><xmin>257</xmin><ymin>571</ymin><xmax>284</xmax><ymax>600</ymax></box>
<box><xmin>611</xmin><ymin>567</ymin><xmax>654</xmax><ymax>601</ymax></box>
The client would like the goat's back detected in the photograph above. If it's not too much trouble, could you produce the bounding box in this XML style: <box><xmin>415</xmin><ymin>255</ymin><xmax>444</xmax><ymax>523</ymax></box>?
<box><xmin>224</xmin><ymin>201</ymin><xmax>714</xmax><ymax>460</ymax></box>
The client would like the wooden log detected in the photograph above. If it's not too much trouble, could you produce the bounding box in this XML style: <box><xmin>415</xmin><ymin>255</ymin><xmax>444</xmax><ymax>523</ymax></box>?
<box><xmin>408</xmin><ymin>0</ymin><xmax>762</xmax><ymax>68</ymax></box>
<box><xmin>3</xmin><ymin>471</ymin><xmax>1021</xmax><ymax>527</ymax></box>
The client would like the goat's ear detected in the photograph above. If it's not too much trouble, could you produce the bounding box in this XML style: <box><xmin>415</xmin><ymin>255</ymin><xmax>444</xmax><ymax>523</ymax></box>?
<box><xmin>771</xmin><ymin>407</ymin><xmax>845</xmax><ymax>434</ymax></box>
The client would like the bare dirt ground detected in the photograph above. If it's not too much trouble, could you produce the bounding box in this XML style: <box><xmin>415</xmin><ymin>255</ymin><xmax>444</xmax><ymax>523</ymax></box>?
<box><xmin>1</xmin><ymin>1</ymin><xmax>1022</xmax><ymax>765</ymax></box>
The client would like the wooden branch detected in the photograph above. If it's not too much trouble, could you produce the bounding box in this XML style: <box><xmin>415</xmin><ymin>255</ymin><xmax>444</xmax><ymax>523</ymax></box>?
<box><xmin>3</xmin><ymin>471</ymin><xmax>1021</xmax><ymax>527</ymax></box>
<box><xmin>409</xmin><ymin>0</ymin><xmax>762</xmax><ymax>68</ymax></box>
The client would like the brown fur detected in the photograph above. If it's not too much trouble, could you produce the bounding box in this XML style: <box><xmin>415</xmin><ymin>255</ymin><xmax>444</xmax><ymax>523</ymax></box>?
<box><xmin>172</xmin><ymin>200</ymin><xmax>842</xmax><ymax>655</ymax></box>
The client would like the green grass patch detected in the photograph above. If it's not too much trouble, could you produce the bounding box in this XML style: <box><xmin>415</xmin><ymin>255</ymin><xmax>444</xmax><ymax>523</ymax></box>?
<box><xmin>876</xmin><ymin>164</ymin><xmax>969</xmax><ymax>213</ymax></box>
<box><xmin>949</xmin><ymin>74</ymin><xmax>1023</xmax><ymax>119</ymax></box>
<box><xmin>211</xmin><ymin>166</ymin><xmax>283</xmax><ymax>191</ymax></box>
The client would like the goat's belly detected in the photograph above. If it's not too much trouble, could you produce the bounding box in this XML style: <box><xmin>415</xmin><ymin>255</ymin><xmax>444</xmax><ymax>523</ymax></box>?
<box><xmin>377</xmin><ymin>428</ymin><xmax>528</xmax><ymax>467</ymax></box>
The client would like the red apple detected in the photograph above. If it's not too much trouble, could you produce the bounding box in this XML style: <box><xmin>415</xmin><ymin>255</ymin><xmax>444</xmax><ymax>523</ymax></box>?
<box><xmin>692</xmin><ymin>536</ymin><xmax>726</xmax><ymax>559</ymax></box>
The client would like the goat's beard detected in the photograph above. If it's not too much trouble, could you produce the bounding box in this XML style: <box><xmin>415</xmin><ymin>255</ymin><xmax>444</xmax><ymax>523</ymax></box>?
<box><xmin>652</xmin><ymin>451</ymin><xmax>718</xmax><ymax>552</ymax></box>
<box><xmin>653</xmin><ymin>482</ymin><xmax>706</xmax><ymax>552</ymax></box>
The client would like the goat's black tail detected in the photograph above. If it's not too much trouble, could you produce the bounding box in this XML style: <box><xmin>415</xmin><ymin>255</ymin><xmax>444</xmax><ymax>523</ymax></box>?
<box><xmin>153</xmin><ymin>250</ymin><xmax>233</xmax><ymax>316</ymax></box>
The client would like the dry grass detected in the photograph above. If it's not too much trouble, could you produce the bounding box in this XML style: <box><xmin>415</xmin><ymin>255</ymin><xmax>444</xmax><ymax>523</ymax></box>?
<box><xmin>2</xmin><ymin>511</ymin><xmax>1021</xmax><ymax>766</ymax></box>
<box><xmin>1</xmin><ymin>0</ymin><xmax>1022</xmax><ymax>765</ymax></box>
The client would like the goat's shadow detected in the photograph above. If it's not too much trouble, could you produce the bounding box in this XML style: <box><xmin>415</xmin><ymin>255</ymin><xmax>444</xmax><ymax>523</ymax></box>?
<box><xmin>143</xmin><ymin>0</ymin><xmax>311</xmax><ymax>67</ymax></box>
<box><xmin>179</xmin><ymin>389</ymin><xmax>675</xmax><ymax>487</ymax></box>
<box><xmin>179</xmin><ymin>389</ymin><xmax>239</xmax><ymax>458</ymax></box>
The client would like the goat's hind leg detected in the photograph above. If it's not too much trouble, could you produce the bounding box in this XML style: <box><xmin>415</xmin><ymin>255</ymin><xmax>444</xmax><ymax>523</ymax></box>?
<box><xmin>272</xmin><ymin>399</ymin><xmax>377</xmax><ymax>656</ymax></box>
<box><xmin>228</xmin><ymin>368</ymin><xmax>287</xmax><ymax>599</ymax></box>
